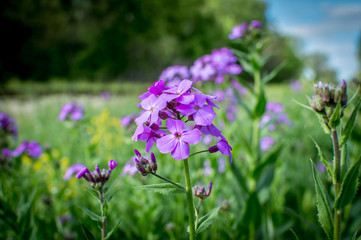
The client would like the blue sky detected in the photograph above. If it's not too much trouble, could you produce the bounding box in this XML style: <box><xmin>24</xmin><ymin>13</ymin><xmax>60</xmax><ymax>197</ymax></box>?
<box><xmin>264</xmin><ymin>0</ymin><xmax>361</xmax><ymax>80</ymax></box>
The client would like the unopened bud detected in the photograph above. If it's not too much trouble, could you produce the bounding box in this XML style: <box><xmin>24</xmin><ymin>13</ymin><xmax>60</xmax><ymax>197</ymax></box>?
<box><xmin>150</xmin><ymin>152</ymin><xmax>157</xmax><ymax>172</ymax></box>
<box><xmin>208</xmin><ymin>145</ymin><xmax>219</xmax><ymax>153</ymax></box>
<box><xmin>134</xmin><ymin>149</ymin><xmax>141</xmax><ymax>157</ymax></box>
<box><xmin>193</xmin><ymin>182</ymin><xmax>213</xmax><ymax>200</ymax></box>
<box><xmin>108</xmin><ymin>160</ymin><xmax>117</xmax><ymax>170</ymax></box>
<box><xmin>159</xmin><ymin>111</ymin><xmax>169</xmax><ymax>120</ymax></box>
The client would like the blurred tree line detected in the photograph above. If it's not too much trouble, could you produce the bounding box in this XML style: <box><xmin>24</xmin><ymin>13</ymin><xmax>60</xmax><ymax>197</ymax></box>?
<box><xmin>1</xmin><ymin>0</ymin><xmax>303</xmax><ymax>82</ymax></box>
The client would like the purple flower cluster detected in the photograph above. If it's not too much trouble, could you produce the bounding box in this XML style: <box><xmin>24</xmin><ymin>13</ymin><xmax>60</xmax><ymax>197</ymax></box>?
<box><xmin>190</xmin><ymin>47</ymin><xmax>242</xmax><ymax>83</ymax></box>
<box><xmin>2</xmin><ymin>140</ymin><xmax>42</xmax><ymax>158</ymax></box>
<box><xmin>133</xmin><ymin>149</ymin><xmax>158</xmax><ymax>176</ymax></box>
<box><xmin>259</xmin><ymin>102</ymin><xmax>292</xmax><ymax>131</ymax></box>
<box><xmin>260</xmin><ymin>136</ymin><xmax>275</xmax><ymax>152</ymax></box>
<box><xmin>158</xmin><ymin>65</ymin><xmax>190</xmax><ymax>86</ymax></box>
<box><xmin>229</xmin><ymin>20</ymin><xmax>263</xmax><ymax>40</ymax></box>
<box><xmin>121</xmin><ymin>157</ymin><xmax>138</xmax><ymax>177</ymax></box>
<box><xmin>58</xmin><ymin>102</ymin><xmax>84</xmax><ymax>121</ymax></box>
<box><xmin>0</xmin><ymin>112</ymin><xmax>18</xmax><ymax>140</ymax></box>
<box><xmin>132</xmin><ymin>79</ymin><xmax>232</xmax><ymax>161</ymax></box>
<box><xmin>76</xmin><ymin>160</ymin><xmax>117</xmax><ymax>189</ymax></box>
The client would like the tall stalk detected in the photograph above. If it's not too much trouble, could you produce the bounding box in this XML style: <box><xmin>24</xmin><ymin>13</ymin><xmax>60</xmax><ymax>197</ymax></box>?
<box><xmin>99</xmin><ymin>189</ymin><xmax>107</xmax><ymax>240</ymax></box>
<box><xmin>183</xmin><ymin>158</ymin><xmax>196</xmax><ymax>240</ymax></box>
<box><xmin>331</xmin><ymin>129</ymin><xmax>341</xmax><ymax>240</ymax></box>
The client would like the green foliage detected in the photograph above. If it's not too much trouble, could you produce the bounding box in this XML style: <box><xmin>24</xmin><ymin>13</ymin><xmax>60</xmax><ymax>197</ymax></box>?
<box><xmin>134</xmin><ymin>183</ymin><xmax>186</xmax><ymax>195</ymax></box>
<box><xmin>339</xmin><ymin>99</ymin><xmax>361</xmax><ymax>147</ymax></box>
<box><xmin>335</xmin><ymin>155</ymin><xmax>361</xmax><ymax>209</ymax></box>
<box><xmin>196</xmin><ymin>203</ymin><xmax>223</xmax><ymax>234</ymax></box>
<box><xmin>310</xmin><ymin>160</ymin><xmax>334</xmax><ymax>240</ymax></box>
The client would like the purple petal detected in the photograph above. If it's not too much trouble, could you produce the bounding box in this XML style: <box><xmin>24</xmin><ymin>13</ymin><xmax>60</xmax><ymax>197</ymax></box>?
<box><xmin>176</xmin><ymin>104</ymin><xmax>196</xmax><ymax>116</ymax></box>
<box><xmin>176</xmin><ymin>80</ymin><xmax>193</xmax><ymax>95</ymax></box>
<box><xmin>194</xmin><ymin>106</ymin><xmax>217</xmax><ymax>126</ymax></box>
<box><xmin>135</xmin><ymin>111</ymin><xmax>151</xmax><ymax>125</ymax></box>
<box><xmin>156</xmin><ymin>134</ymin><xmax>177</xmax><ymax>154</ymax></box>
<box><xmin>181</xmin><ymin>129</ymin><xmax>202</xmax><ymax>144</ymax></box>
<box><xmin>171</xmin><ymin>141</ymin><xmax>190</xmax><ymax>160</ymax></box>
<box><xmin>166</xmin><ymin>119</ymin><xmax>185</xmax><ymax>134</ymax></box>
<box><xmin>145</xmin><ymin>137</ymin><xmax>155</xmax><ymax>152</ymax></box>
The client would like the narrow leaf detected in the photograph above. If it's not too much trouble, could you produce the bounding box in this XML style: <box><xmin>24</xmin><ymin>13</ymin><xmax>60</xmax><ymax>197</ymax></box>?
<box><xmin>289</xmin><ymin>228</ymin><xmax>299</xmax><ymax>240</ymax></box>
<box><xmin>335</xmin><ymin>155</ymin><xmax>361</xmax><ymax>209</ymax></box>
<box><xmin>81</xmin><ymin>223</ymin><xmax>96</xmax><ymax>240</ymax></box>
<box><xmin>240</xmin><ymin>192</ymin><xmax>261</xmax><ymax>227</ymax></box>
<box><xmin>352</xmin><ymin>231</ymin><xmax>358</xmax><ymax>240</ymax></box>
<box><xmin>310</xmin><ymin>159</ymin><xmax>333</xmax><ymax>239</ymax></box>
<box><xmin>292</xmin><ymin>99</ymin><xmax>314</xmax><ymax>112</ymax></box>
<box><xmin>105</xmin><ymin>218</ymin><xmax>122</xmax><ymax>240</ymax></box>
<box><xmin>253</xmin><ymin>89</ymin><xmax>267</xmax><ymax>119</ymax></box>
<box><xmin>262</xmin><ymin>61</ymin><xmax>286</xmax><ymax>84</ymax></box>
<box><xmin>252</xmin><ymin>145</ymin><xmax>282</xmax><ymax>180</ymax></box>
<box><xmin>230</xmin><ymin>163</ymin><xmax>249</xmax><ymax>193</ymax></box>
<box><xmin>196</xmin><ymin>203</ymin><xmax>223</xmax><ymax>234</ymax></box>
<box><xmin>339</xmin><ymin>99</ymin><xmax>361</xmax><ymax>147</ymax></box>
<box><xmin>77</xmin><ymin>205</ymin><xmax>102</xmax><ymax>222</ymax></box>
<box><xmin>239</xmin><ymin>59</ymin><xmax>254</xmax><ymax>75</ymax></box>
<box><xmin>329</xmin><ymin>101</ymin><xmax>342</xmax><ymax>129</ymax></box>
<box><xmin>133</xmin><ymin>183</ymin><xmax>186</xmax><ymax>194</ymax></box>
<box><xmin>311</xmin><ymin>138</ymin><xmax>334</xmax><ymax>181</ymax></box>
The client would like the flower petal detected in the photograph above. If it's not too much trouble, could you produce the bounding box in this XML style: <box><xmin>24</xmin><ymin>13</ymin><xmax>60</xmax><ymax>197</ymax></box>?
<box><xmin>171</xmin><ymin>140</ymin><xmax>190</xmax><ymax>160</ymax></box>
<box><xmin>166</xmin><ymin>119</ymin><xmax>185</xmax><ymax>134</ymax></box>
<box><xmin>182</xmin><ymin>129</ymin><xmax>202</xmax><ymax>144</ymax></box>
<box><xmin>177</xmin><ymin>79</ymin><xmax>193</xmax><ymax>94</ymax></box>
<box><xmin>156</xmin><ymin>134</ymin><xmax>177</xmax><ymax>154</ymax></box>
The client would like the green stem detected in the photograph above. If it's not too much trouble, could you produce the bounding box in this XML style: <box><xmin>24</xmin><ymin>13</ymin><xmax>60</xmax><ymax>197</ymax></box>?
<box><xmin>151</xmin><ymin>173</ymin><xmax>186</xmax><ymax>191</ymax></box>
<box><xmin>195</xmin><ymin>199</ymin><xmax>202</xmax><ymax>233</ymax></box>
<box><xmin>252</xmin><ymin>70</ymin><xmax>262</xmax><ymax>163</ymax></box>
<box><xmin>183</xmin><ymin>158</ymin><xmax>196</xmax><ymax>240</ymax></box>
<box><xmin>331</xmin><ymin>129</ymin><xmax>341</xmax><ymax>240</ymax></box>
<box><xmin>99</xmin><ymin>189</ymin><xmax>107</xmax><ymax>240</ymax></box>
<box><xmin>189</xmin><ymin>150</ymin><xmax>210</xmax><ymax>158</ymax></box>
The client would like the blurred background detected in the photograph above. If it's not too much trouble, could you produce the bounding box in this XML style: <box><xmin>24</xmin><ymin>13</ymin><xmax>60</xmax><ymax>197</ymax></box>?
<box><xmin>0</xmin><ymin>0</ymin><xmax>360</xmax><ymax>90</ymax></box>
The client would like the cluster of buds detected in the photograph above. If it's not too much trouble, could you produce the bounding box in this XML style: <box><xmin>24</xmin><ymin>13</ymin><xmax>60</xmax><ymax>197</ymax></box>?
<box><xmin>134</xmin><ymin>149</ymin><xmax>157</xmax><ymax>176</ymax></box>
<box><xmin>309</xmin><ymin>80</ymin><xmax>348</xmax><ymax>117</ymax></box>
<box><xmin>76</xmin><ymin>160</ymin><xmax>117</xmax><ymax>189</ymax></box>
<box><xmin>193</xmin><ymin>182</ymin><xmax>213</xmax><ymax>200</ymax></box>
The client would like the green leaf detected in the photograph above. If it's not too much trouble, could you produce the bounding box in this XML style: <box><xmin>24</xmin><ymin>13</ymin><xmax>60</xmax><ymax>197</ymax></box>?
<box><xmin>81</xmin><ymin>223</ymin><xmax>96</xmax><ymax>240</ymax></box>
<box><xmin>252</xmin><ymin>145</ymin><xmax>282</xmax><ymax>180</ymax></box>
<box><xmin>239</xmin><ymin>59</ymin><xmax>254</xmax><ymax>75</ymax></box>
<box><xmin>262</xmin><ymin>61</ymin><xmax>286</xmax><ymax>84</ymax></box>
<box><xmin>289</xmin><ymin>228</ymin><xmax>299</xmax><ymax>240</ymax></box>
<box><xmin>352</xmin><ymin>231</ymin><xmax>358</xmax><ymax>240</ymax></box>
<box><xmin>105</xmin><ymin>218</ymin><xmax>122</xmax><ymax>240</ymax></box>
<box><xmin>253</xmin><ymin>89</ymin><xmax>267</xmax><ymax>119</ymax></box>
<box><xmin>310</xmin><ymin>159</ymin><xmax>333</xmax><ymax>239</ymax></box>
<box><xmin>316</xmin><ymin>113</ymin><xmax>331</xmax><ymax>134</ymax></box>
<box><xmin>77</xmin><ymin>205</ymin><xmax>102</xmax><ymax>221</ymax></box>
<box><xmin>240</xmin><ymin>192</ymin><xmax>261</xmax><ymax>227</ymax></box>
<box><xmin>329</xmin><ymin>101</ymin><xmax>342</xmax><ymax>129</ymax></box>
<box><xmin>292</xmin><ymin>99</ymin><xmax>314</xmax><ymax>112</ymax></box>
<box><xmin>230</xmin><ymin>163</ymin><xmax>249</xmax><ymax>193</ymax></box>
<box><xmin>196</xmin><ymin>203</ymin><xmax>223</xmax><ymax>234</ymax></box>
<box><xmin>311</xmin><ymin>138</ymin><xmax>334</xmax><ymax>181</ymax></box>
<box><xmin>233</xmin><ymin>88</ymin><xmax>253</xmax><ymax>118</ymax></box>
<box><xmin>339</xmin><ymin>99</ymin><xmax>361</xmax><ymax>147</ymax></box>
<box><xmin>102</xmin><ymin>199</ymin><xmax>108</xmax><ymax>217</ymax></box>
<box><xmin>334</xmin><ymin>155</ymin><xmax>361</xmax><ymax>209</ymax></box>
<box><xmin>133</xmin><ymin>183</ymin><xmax>186</xmax><ymax>194</ymax></box>
<box><xmin>18</xmin><ymin>188</ymin><xmax>37</xmax><ymax>219</ymax></box>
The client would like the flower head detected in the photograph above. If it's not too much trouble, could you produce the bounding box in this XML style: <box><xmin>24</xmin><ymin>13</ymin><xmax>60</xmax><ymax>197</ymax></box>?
<box><xmin>0</xmin><ymin>112</ymin><xmax>18</xmax><ymax>141</ymax></box>
<box><xmin>76</xmin><ymin>160</ymin><xmax>117</xmax><ymax>189</ymax></box>
<box><xmin>2</xmin><ymin>140</ymin><xmax>42</xmax><ymax>158</ymax></box>
<box><xmin>229</xmin><ymin>22</ymin><xmax>248</xmax><ymax>39</ymax></box>
<box><xmin>58</xmin><ymin>102</ymin><xmax>84</xmax><ymax>121</ymax></box>
<box><xmin>193</xmin><ymin>182</ymin><xmax>213</xmax><ymax>200</ymax></box>
<box><xmin>63</xmin><ymin>163</ymin><xmax>87</xmax><ymax>180</ymax></box>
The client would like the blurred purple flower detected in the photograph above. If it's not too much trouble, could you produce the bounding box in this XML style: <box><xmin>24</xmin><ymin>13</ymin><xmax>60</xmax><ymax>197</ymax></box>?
<box><xmin>229</xmin><ymin>22</ymin><xmax>248</xmax><ymax>39</ymax></box>
<box><xmin>121</xmin><ymin>157</ymin><xmax>138</xmax><ymax>177</ymax></box>
<box><xmin>0</xmin><ymin>112</ymin><xmax>18</xmax><ymax>140</ymax></box>
<box><xmin>218</xmin><ymin>158</ymin><xmax>226</xmax><ymax>173</ymax></box>
<box><xmin>63</xmin><ymin>163</ymin><xmax>87</xmax><ymax>180</ymax></box>
<box><xmin>266</xmin><ymin>102</ymin><xmax>284</xmax><ymax>114</ymax></box>
<box><xmin>203</xmin><ymin>160</ymin><xmax>213</xmax><ymax>176</ymax></box>
<box><xmin>250</xmin><ymin>20</ymin><xmax>262</xmax><ymax>28</ymax></box>
<box><xmin>58</xmin><ymin>102</ymin><xmax>84</xmax><ymax>121</ymax></box>
<box><xmin>316</xmin><ymin>163</ymin><xmax>326</xmax><ymax>173</ymax></box>
<box><xmin>159</xmin><ymin>66</ymin><xmax>190</xmax><ymax>86</ymax></box>
<box><xmin>101</xmin><ymin>92</ymin><xmax>111</xmax><ymax>99</ymax></box>
<box><xmin>203</xmin><ymin>135</ymin><xmax>213</xmax><ymax>145</ymax></box>
<box><xmin>120</xmin><ymin>115</ymin><xmax>137</xmax><ymax>127</ymax></box>
<box><xmin>2</xmin><ymin>140</ymin><xmax>42</xmax><ymax>158</ymax></box>
<box><xmin>260</xmin><ymin>137</ymin><xmax>275</xmax><ymax>151</ymax></box>
<box><xmin>290</xmin><ymin>81</ymin><xmax>302</xmax><ymax>92</ymax></box>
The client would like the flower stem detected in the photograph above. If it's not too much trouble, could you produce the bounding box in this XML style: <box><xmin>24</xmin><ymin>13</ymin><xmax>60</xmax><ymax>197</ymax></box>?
<box><xmin>331</xmin><ymin>129</ymin><xmax>341</xmax><ymax>240</ymax></box>
<box><xmin>151</xmin><ymin>172</ymin><xmax>186</xmax><ymax>191</ymax></box>
<box><xmin>183</xmin><ymin>158</ymin><xmax>196</xmax><ymax>240</ymax></box>
<box><xmin>195</xmin><ymin>199</ymin><xmax>202</xmax><ymax>233</ymax></box>
<box><xmin>99</xmin><ymin>189</ymin><xmax>107</xmax><ymax>240</ymax></box>
<box><xmin>189</xmin><ymin>150</ymin><xmax>210</xmax><ymax>158</ymax></box>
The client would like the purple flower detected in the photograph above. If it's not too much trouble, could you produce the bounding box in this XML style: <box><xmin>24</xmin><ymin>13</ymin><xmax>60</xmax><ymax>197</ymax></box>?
<box><xmin>138</xmin><ymin>126</ymin><xmax>167</xmax><ymax>152</ymax></box>
<box><xmin>176</xmin><ymin>93</ymin><xmax>217</xmax><ymax>126</ymax></box>
<box><xmin>0</xmin><ymin>112</ymin><xmax>18</xmax><ymax>140</ymax></box>
<box><xmin>216</xmin><ymin>137</ymin><xmax>232</xmax><ymax>162</ymax></box>
<box><xmin>229</xmin><ymin>22</ymin><xmax>248</xmax><ymax>39</ymax></box>
<box><xmin>159</xmin><ymin>66</ymin><xmax>190</xmax><ymax>86</ymax></box>
<box><xmin>101</xmin><ymin>92</ymin><xmax>111</xmax><ymax>99</ymax></box>
<box><xmin>290</xmin><ymin>81</ymin><xmax>302</xmax><ymax>92</ymax></box>
<box><xmin>203</xmin><ymin>160</ymin><xmax>213</xmax><ymax>176</ymax></box>
<box><xmin>218</xmin><ymin>158</ymin><xmax>226</xmax><ymax>173</ymax></box>
<box><xmin>316</xmin><ymin>163</ymin><xmax>326</xmax><ymax>173</ymax></box>
<box><xmin>76</xmin><ymin>160</ymin><xmax>117</xmax><ymax>189</ymax></box>
<box><xmin>266</xmin><ymin>102</ymin><xmax>284</xmax><ymax>114</ymax></box>
<box><xmin>63</xmin><ymin>163</ymin><xmax>87</xmax><ymax>180</ymax></box>
<box><xmin>250</xmin><ymin>20</ymin><xmax>262</xmax><ymax>28</ymax></box>
<box><xmin>135</xmin><ymin>94</ymin><xmax>167</xmax><ymax>125</ymax></box>
<box><xmin>3</xmin><ymin>140</ymin><xmax>42</xmax><ymax>158</ymax></box>
<box><xmin>58</xmin><ymin>102</ymin><xmax>84</xmax><ymax>121</ymax></box>
<box><xmin>156</xmin><ymin>119</ymin><xmax>202</xmax><ymax>160</ymax></box>
<box><xmin>260</xmin><ymin>136</ymin><xmax>275</xmax><ymax>151</ymax></box>
<box><xmin>108</xmin><ymin>160</ymin><xmax>117</xmax><ymax>170</ymax></box>
<box><xmin>120</xmin><ymin>115</ymin><xmax>135</xmax><ymax>127</ymax></box>
<box><xmin>121</xmin><ymin>157</ymin><xmax>138</xmax><ymax>177</ymax></box>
